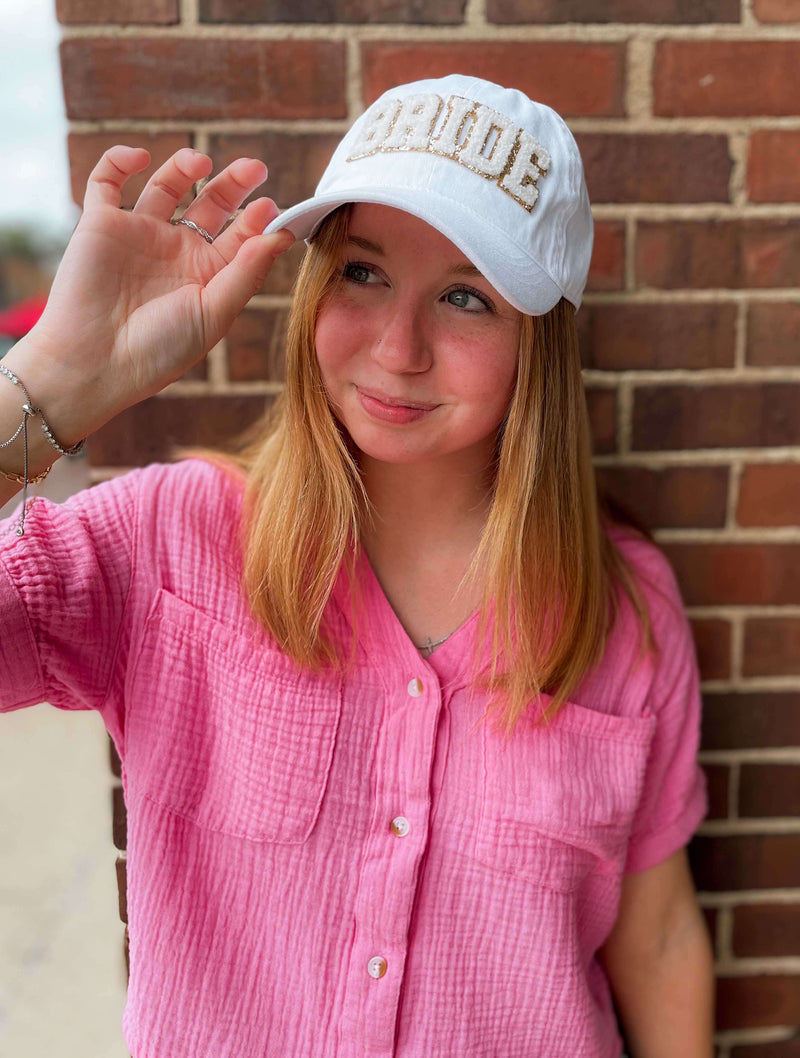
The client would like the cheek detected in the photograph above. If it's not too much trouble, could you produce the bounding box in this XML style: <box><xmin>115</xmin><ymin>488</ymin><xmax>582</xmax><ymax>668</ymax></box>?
<box><xmin>314</xmin><ymin>300</ymin><xmax>368</xmax><ymax>383</ymax></box>
<box><xmin>456</xmin><ymin>344</ymin><xmax>518</xmax><ymax>412</ymax></box>
<box><xmin>313</xmin><ymin>305</ymin><xmax>342</xmax><ymax>381</ymax></box>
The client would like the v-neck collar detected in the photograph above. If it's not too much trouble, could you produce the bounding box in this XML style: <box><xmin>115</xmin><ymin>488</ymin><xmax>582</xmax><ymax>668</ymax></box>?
<box><xmin>331</xmin><ymin>548</ymin><xmax>479</xmax><ymax>693</ymax></box>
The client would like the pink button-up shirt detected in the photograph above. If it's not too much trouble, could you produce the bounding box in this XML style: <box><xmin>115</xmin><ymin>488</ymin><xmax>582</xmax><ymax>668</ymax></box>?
<box><xmin>0</xmin><ymin>460</ymin><xmax>706</xmax><ymax>1058</ymax></box>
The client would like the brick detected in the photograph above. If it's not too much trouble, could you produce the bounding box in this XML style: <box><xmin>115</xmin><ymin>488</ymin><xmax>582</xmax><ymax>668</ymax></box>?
<box><xmin>586</xmin><ymin>222</ymin><xmax>625</xmax><ymax>292</ymax></box>
<box><xmin>690</xmin><ymin>617</ymin><xmax>732</xmax><ymax>680</ymax></box>
<box><xmin>633</xmin><ymin>384</ymin><xmax>800</xmax><ymax>451</ymax></box>
<box><xmin>57</xmin><ymin>0</ymin><xmax>178</xmax><ymax>21</ymax></box>
<box><xmin>704</xmin><ymin>763</ymin><xmax>730</xmax><ymax>819</ymax></box>
<box><xmin>112</xmin><ymin>785</ymin><xmax>127</xmax><ymax>850</ymax></box>
<box><xmin>754</xmin><ymin>0</ymin><xmax>800</xmax><ymax>21</ymax></box>
<box><xmin>738</xmin><ymin>464</ymin><xmax>800</xmax><ymax>527</ymax></box>
<box><xmin>227</xmin><ymin>309</ymin><xmax>288</xmax><ymax>382</ymax></box>
<box><xmin>577</xmin><ymin>133</ymin><xmax>731</xmax><ymax>203</ymax></box>
<box><xmin>578</xmin><ymin>303</ymin><xmax>736</xmax><ymax>370</ymax></box>
<box><xmin>744</xmin><ymin>619</ymin><xmax>800</xmax><ymax>678</ymax></box>
<box><xmin>116</xmin><ymin>856</ymin><xmax>128</xmax><ymax>924</ymax></box>
<box><xmin>703</xmin><ymin>544</ymin><xmax>800</xmax><ymax>606</ymax></box>
<box><xmin>68</xmin><ymin>132</ymin><xmax>193</xmax><ymax>210</ymax></box>
<box><xmin>361</xmin><ymin>43</ymin><xmax>625</xmax><ymax>117</ymax></box>
<box><xmin>586</xmin><ymin>388</ymin><xmax>617</xmax><ymax>454</ymax></box>
<box><xmin>87</xmin><ymin>396</ymin><xmax>271</xmax><ymax>466</ymax></box>
<box><xmin>716</xmin><ymin>974</ymin><xmax>800</xmax><ymax>1030</ymax></box>
<box><xmin>740</xmin><ymin>764</ymin><xmax>800</xmax><ymax>818</ymax></box>
<box><xmin>637</xmin><ymin>220</ymin><xmax>800</xmax><ymax>290</ymax></box>
<box><xmin>702</xmin><ymin>691</ymin><xmax>800</xmax><ymax>750</ymax></box>
<box><xmin>60</xmin><ymin>39</ymin><xmax>347</xmax><ymax>121</ymax></box>
<box><xmin>209</xmin><ymin>132</ymin><xmax>342</xmax><ymax>213</ymax></box>
<box><xmin>749</xmin><ymin>131</ymin><xmax>800</xmax><ymax>203</ymax></box>
<box><xmin>732</xmin><ymin>1039</ymin><xmax>800</xmax><ymax>1058</ymax></box>
<box><xmin>200</xmin><ymin>0</ymin><xmax>467</xmax><ymax>21</ymax></box>
<box><xmin>654</xmin><ymin>42</ymin><xmax>800</xmax><ymax>117</ymax></box>
<box><xmin>663</xmin><ymin>543</ymin><xmax>800</xmax><ymax>605</ymax></box>
<box><xmin>747</xmin><ymin>302</ymin><xmax>800</xmax><ymax>367</ymax></box>
<box><xmin>260</xmin><ymin>240</ymin><xmax>307</xmax><ymax>297</ymax></box>
<box><xmin>182</xmin><ymin>359</ymin><xmax>208</xmax><ymax>383</ymax></box>
<box><xmin>594</xmin><ymin>465</ymin><xmax>729</xmax><ymax>529</ymax></box>
<box><xmin>690</xmin><ymin>834</ymin><xmax>800</xmax><ymax>891</ymax></box>
<box><xmin>488</xmin><ymin>0</ymin><xmax>739</xmax><ymax>19</ymax></box>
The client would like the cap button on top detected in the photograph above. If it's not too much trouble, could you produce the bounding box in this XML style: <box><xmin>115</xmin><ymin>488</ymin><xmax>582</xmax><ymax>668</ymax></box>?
<box><xmin>407</xmin><ymin>677</ymin><xmax>424</xmax><ymax>697</ymax></box>
<box><xmin>367</xmin><ymin>956</ymin><xmax>388</xmax><ymax>979</ymax></box>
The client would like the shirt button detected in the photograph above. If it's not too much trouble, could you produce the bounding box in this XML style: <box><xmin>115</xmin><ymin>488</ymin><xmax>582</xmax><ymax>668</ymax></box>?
<box><xmin>390</xmin><ymin>816</ymin><xmax>410</xmax><ymax>837</ymax></box>
<box><xmin>367</xmin><ymin>956</ymin><xmax>388</xmax><ymax>979</ymax></box>
<box><xmin>407</xmin><ymin>677</ymin><xmax>424</xmax><ymax>697</ymax></box>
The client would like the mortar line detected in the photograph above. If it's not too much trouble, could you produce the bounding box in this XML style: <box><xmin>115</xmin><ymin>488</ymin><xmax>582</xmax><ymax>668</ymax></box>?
<box><xmin>727</xmin><ymin>458</ymin><xmax>744</xmax><ymax>529</ymax></box>
<box><xmin>180</xmin><ymin>0</ymin><xmax>199</xmax><ymax>27</ymax></box>
<box><xmin>57</xmin><ymin>23</ymin><xmax>800</xmax><ymax>41</ymax></box>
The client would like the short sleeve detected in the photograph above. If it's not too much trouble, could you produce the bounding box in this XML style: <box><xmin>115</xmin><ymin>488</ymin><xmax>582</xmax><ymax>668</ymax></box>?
<box><xmin>0</xmin><ymin>470</ymin><xmax>142</xmax><ymax>721</ymax></box>
<box><xmin>622</xmin><ymin>543</ymin><xmax>708</xmax><ymax>874</ymax></box>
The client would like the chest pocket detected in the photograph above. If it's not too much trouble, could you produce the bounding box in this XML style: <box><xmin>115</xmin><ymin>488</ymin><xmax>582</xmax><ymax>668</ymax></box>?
<box><xmin>125</xmin><ymin>589</ymin><xmax>342</xmax><ymax>844</ymax></box>
<box><xmin>476</xmin><ymin>700</ymin><xmax>656</xmax><ymax>892</ymax></box>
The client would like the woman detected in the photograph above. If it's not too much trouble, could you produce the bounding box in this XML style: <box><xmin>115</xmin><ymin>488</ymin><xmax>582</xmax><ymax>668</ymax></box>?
<box><xmin>0</xmin><ymin>75</ymin><xmax>713</xmax><ymax>1056</ymax></box>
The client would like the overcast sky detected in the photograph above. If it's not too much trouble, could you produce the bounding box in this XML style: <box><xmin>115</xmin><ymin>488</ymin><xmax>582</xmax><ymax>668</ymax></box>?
<box><xmin>0</xmin><ymin>0</ymin><xmax>80</xmax><ymax>239</ymax></box>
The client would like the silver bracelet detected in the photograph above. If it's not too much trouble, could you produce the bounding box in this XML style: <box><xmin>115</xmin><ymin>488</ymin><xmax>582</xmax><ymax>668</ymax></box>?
<box><xmin>0</xmin><ymin>362</ymin><xmax>86</xmax><ymax>536</ymax></box>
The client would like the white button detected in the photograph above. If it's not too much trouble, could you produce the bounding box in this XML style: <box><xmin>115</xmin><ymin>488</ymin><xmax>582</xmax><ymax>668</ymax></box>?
<box><xmin>390</xmin><ymin>816</ymin><xmax>410</xmax><ymax>837</ymax></box>
<box><xmin>367</xmin><ymin>955</ymin><xmax>388</xmax><ymax>979</ymax></box>
<box><xmin>407</xmin><ymin>677</ymin><xmax>424</xmax><ymax>697</ymax></box>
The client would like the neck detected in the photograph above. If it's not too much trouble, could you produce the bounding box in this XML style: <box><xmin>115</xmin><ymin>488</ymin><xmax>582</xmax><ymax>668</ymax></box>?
<box><xmin>356</xmin><ymin>449</ymin><xmax>496</xmax><ymax>649</ymax></box>
<box><xmin>360</xmin><ymin>449</ymin><xmax>494</xmax><ymax>558</ymax></box>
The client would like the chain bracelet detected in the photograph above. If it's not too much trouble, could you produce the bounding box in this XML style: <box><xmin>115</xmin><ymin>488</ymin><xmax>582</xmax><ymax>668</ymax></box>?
<box><xmin>0</xmin><ymin>362</ymin><xmax>86</xmax><ymax>536</ymax></box>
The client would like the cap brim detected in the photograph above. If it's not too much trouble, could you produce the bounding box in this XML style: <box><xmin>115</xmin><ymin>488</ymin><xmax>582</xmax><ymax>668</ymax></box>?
<box><xmin>265</xmin><ymin>187</ymin><xmax>564</xmax><ymax>316</ymax></box>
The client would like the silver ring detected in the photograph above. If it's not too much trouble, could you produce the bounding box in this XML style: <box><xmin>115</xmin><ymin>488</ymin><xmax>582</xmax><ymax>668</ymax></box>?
<box><xmin>174</xmin><ymin>217</ymin><xmax>214</xmax><ymax>244</ymax></box>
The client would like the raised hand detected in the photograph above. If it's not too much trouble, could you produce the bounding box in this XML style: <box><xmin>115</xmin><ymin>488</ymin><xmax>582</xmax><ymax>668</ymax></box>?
<box><xmin>6</xmin><ymin>146</ymin><xmax>294</xmax><ymax>444</ymax></box>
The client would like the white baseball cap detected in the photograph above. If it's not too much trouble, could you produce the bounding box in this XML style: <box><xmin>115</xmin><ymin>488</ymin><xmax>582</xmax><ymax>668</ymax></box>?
<box><xmin>265</xmin><ymin>74</ymin><xmax>593</xmax><ymax>315</ymax></box>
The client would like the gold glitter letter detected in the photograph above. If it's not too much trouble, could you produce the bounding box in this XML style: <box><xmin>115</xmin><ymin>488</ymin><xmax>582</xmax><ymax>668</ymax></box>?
<box><xmin>456</xmin><ymin>103</ymin><xmax>518</xmax><ymax>179</ymax></box>
<box><xmin>430</xmin><ymin>95</ymin><xmax>476</xmax><ymax>159</ymax></box>
<box><xmin>347</xmin><ymin>98</ymin><xmax>403</xmax><ymax>160</ymax></box>
<box><xmin>381</xmin><ymin>93</ymin><xmax>444</xmax><ymax>152</ymax></box>
<box><xmin>500</xmin><ymin>128</ymin><xmax>551</xmax><ymax>210</ymax></box>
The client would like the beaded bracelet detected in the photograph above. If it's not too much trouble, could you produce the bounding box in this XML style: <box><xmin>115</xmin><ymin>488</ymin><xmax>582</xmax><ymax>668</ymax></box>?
<box><xmin>0</xmin><ymin>362</ymin><xmax>86</xmax><ymax>536</ymax></box>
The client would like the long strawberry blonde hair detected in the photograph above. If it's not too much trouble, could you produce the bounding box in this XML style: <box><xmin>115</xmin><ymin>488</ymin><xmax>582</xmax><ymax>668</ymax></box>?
<box><xmin>226</xmin><ymin>205</ymin><xmax>652</xmax><ymax>732</ymax></box>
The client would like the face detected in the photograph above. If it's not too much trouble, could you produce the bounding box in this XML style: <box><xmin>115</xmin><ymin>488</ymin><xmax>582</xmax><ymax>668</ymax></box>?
<box><xmin>314</xmin><ymin>204</ymin><xmax>522</xmax><ymax>474</ymax></box>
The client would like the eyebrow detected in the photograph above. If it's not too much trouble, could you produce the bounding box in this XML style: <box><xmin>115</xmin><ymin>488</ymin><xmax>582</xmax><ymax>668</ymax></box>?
<box><xmin>346</xmin><ymin>235</ymin><xmax>484</xmax><ymax>278</ymax></box>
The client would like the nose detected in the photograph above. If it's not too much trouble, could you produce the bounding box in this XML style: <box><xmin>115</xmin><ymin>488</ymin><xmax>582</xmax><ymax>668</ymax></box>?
<box><xmin>371</xmin><ymin>302</ymin><xmax>432</xmax><ymax>374</ymax></box>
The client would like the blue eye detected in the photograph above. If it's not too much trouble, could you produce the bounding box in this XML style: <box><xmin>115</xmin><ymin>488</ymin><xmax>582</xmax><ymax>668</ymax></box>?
<box><xmin>446</xmin><ymin>288</ymin><xmax>490</xmax><ymax>312</ymax></box>
<box><xmin>343</xmin><ymin>263</ymin><xmax>375</xmax><ymax>284</ymax></box>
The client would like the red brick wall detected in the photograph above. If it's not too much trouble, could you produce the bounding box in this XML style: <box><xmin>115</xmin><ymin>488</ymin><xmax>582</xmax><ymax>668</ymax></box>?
<box><xmin>57</xmin><ymin>1</ymin><xmax>800</xmax><ymax>1051</ymax></box>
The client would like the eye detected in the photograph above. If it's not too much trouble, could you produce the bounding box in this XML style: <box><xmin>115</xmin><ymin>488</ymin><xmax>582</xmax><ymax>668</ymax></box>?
<box><xmin>444</xmin><ymin>287</ymin><xmax>493</xmax><ymax>313</ymax></box>
<box><xmin>343</xmin><ymin>262</ymin><xmax>379</xmax><ymax>285</ymax></box>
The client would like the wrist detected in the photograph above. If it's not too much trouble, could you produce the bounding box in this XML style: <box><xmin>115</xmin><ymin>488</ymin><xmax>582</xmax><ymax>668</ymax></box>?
<box><xmin>1</xmin><ymin>333</ymin><xmax>95</xmax><ymax>451</ymax></box>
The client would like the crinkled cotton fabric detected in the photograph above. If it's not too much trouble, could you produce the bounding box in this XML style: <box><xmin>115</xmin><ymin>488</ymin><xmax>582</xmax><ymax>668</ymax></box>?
<box><xmin>0</xmin><ymin>459</ymin><xmax>707</xmax><ymax>1058</ymax></box>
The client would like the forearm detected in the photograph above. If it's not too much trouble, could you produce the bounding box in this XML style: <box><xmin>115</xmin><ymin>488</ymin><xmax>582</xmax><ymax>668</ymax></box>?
<box><xmin>606</xmin><ymin>910</ymin><xmax>715</xmax><ymax>1058</ymax></box>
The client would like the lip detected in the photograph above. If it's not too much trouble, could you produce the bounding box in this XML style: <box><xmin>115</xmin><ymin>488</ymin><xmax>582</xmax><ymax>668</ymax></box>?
<box><xmin>357</xmin><ymin>387</ymin><xmax>439</xmax><ymax>411</ymax></box>
<box><xmin>355</xmin><ymin>386</ymin><xmax>440</xmax><ymax>425</ymax></box>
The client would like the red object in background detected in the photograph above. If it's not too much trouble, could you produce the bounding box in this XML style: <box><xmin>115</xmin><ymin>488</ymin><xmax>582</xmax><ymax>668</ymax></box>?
<box><xmin>0</xmin><ymin>295</ymin><xmax>47</xmax><ymax>339</ymax></box>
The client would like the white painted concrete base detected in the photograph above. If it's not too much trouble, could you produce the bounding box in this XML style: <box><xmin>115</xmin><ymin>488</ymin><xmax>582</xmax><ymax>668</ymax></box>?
<box><xmin>0</xmin><ymin>707</ymin><xmax>129</xmax><ymax>1058</ymax></box>
<box><xmin>1</xmin><ymin>455</ymin><xmax>129</xmax><ymax>1057</ymax></box>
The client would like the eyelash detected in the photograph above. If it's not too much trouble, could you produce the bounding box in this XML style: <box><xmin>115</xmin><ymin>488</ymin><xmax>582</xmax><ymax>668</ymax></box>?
<box><xmin>342</xmin><ymin>261</ymin><xmax>494</xmax><ymax>314</ymax></box>
<box><xmin>445</xmin><ymin>284</ymin><xmax>494</xmax><ymax>313</ymax></box>
<box><xmin>342</xmin><ymin>261</ymin><xmax>377</xmax><ymax>284</ymax></box>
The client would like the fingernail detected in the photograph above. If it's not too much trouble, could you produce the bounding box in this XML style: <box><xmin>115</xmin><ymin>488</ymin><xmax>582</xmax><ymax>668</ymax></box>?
<box><xmin>272</xmin><ymin>231</ymin><xmax>296</xmax><ymax>255</ymax></box>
